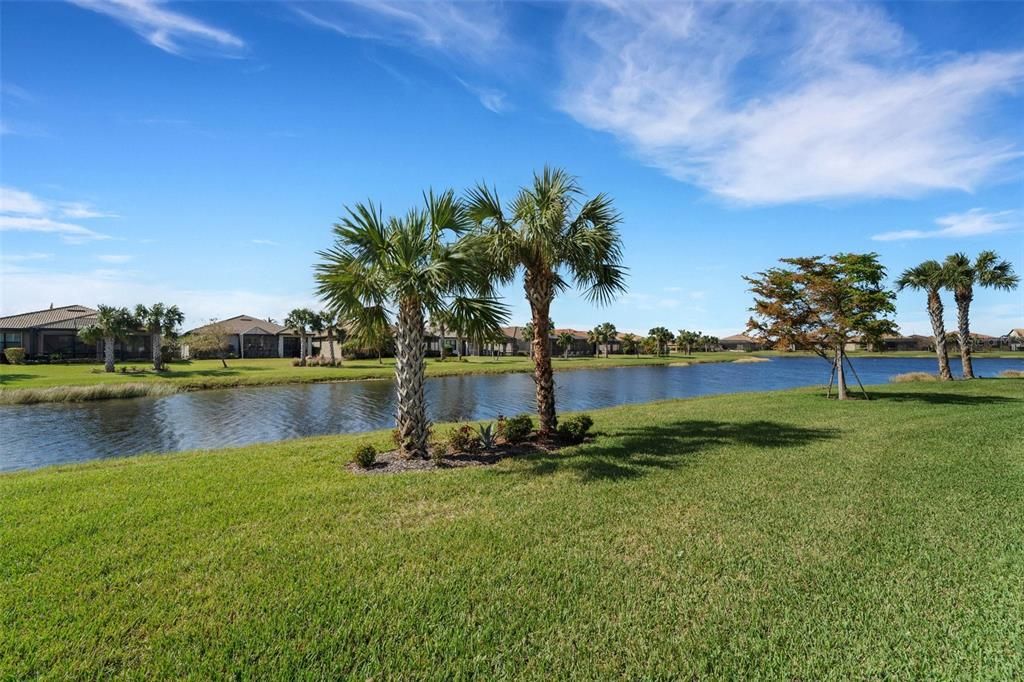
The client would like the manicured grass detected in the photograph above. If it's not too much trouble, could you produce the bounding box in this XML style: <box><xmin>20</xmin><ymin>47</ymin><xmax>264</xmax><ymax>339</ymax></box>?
<box><xmin>3</xmin><ymin>380</ymin><xmax>1023</xmax><ymax>678</ymax></box>
<box><xmin>0</xmin><ymin>354</ymin><xmax>731</xmax><ymax>403</ymax></box>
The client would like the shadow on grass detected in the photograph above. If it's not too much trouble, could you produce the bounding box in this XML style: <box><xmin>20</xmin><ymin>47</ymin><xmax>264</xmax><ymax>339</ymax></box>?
<box><xmin>0</xmin><ymin>373</ymin><xmax>41</xmax><ymax>384</ymax></box>
<box><xmin>871</xmin><ymin>390</ymin><xmax>1022</xmax><ymax>406</ymax></box>
<box><xmin>508</xmin><ymin>419</ymin><xmax>840</xmax><ymax>481</ymax></box>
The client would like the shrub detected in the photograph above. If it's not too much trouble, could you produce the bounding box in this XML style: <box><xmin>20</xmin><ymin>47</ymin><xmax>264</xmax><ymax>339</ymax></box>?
<box><xmin>477</xmin><ymin>422</ymin><xmax>497</xmax><ymax>449</ymax></box>
<box><xmin>557</xmin><ymin>414</ymin><xmax>594</xmax><ymax>444</ymax></box>
<box><xmin>999</xmin><ymin>369</ymin><xmax>1024</xmax><ymax>378</ymax></box>
<box><xmin>890</xmin><ymin>372</ymin><xmax>938</xmax><ymax>383</ymax></box>
<box><xmin>445</xmin><ymin>424</ymin><xmax>481</xmax><ymax>454</ymax></box>
<box><xmin>4</xmin><ymin>347</ymin><xmax>26</xmax><ymax>364</ymax></box>
<box><xmin>291</xmin><ymin>357</ymin><xmax>303</xmax><ymax>366</ymax></box>
<box><xmin>499</xmin><ymin>414</ymin><xmax>533</xmax><ymax>444</ymax></box>
<box><xmin>352</xmin><ymin>444</ymin><xmax>377</xmax><ymax>468</ymax></box>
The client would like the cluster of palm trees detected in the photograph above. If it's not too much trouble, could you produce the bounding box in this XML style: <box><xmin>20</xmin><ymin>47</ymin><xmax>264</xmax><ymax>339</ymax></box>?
<box><xmin>897</xmin><ymin>250</ymin><xmax>1018</xmax><ymax>380</ymax></box>
<box><xmin>316</xmin><ymin>167</ymin><xmax>626</xmax><ymax>458</ymax></box>
<box><xmin>676</xmin><ymin>329</ymin><xmax>720</xmax><ymax>355</ymax></box>
<box><xmin>587</xmin><ymin>322</ymin><xmax>617</xmax><ymax>358</ymax></box>
<box><xmin>282</xmin><ymin>307</ymin><xmax>349</xmax><ymax>365</ymax></box>
<box><xmin>78</xmin><ymin>303</ymin><xmax>184</xmax><ymax>373</ymax></box>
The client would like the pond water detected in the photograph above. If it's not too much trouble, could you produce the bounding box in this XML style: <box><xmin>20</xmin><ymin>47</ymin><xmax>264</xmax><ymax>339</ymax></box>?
<box><xmin>2</xmin><ymin>356</ymin><xmax>1022</xmax><ymax>472</ymax></box>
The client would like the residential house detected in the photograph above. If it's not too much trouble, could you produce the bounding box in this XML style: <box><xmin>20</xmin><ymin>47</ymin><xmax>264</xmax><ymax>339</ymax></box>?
<box><xmin>846</xmin><ymin>334</ymin><xmax>933</xmax><ymax>352</ymax></box>
<box><xmin>0</xmin><ymin>304</ymin><xmax>150</xmax><ymax>361</ymax></box>
<box><xmin>719</xmin><ymin>333</ymin><xmax>764</xmax><ymax>352</ymax></box>
<box><xmin>1005</xmin><ymin>328</ymin><xmax>1024</xmax><ymax>351</ymax></box>
<box><xmin>181</xmin><ymin>315</ymin><xmax>301</xmax><ymax>359</ymax></box>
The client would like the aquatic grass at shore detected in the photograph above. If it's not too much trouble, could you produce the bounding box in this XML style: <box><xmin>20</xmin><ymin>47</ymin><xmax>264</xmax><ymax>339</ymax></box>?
<box><xmin>0</xmin><ymin>382</ymin><xmax>180</xmax><ymax>405</ymax></box>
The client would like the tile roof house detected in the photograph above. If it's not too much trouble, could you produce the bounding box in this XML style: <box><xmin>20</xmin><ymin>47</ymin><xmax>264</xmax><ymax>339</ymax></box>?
<box><xmin>719</xmin><ymin>333</ymin><xmax>764</xmax><ymax>352</ymax></box>
<box><xmin>1006</xmin><ymin>328</ymin><xmax>1024</xmax><ymax>351</ymax></box>
<box><xmin>181</xmin><ymin>315</ymin><xmax>301</xmax><ymax>359</ymax></box>
<box><xmin>0</xmin><ymin>304</ymin><xmax>150</xmax><ymax>361</ymax></box>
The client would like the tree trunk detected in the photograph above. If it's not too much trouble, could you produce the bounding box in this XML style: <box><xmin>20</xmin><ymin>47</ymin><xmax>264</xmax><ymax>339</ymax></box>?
<box><xmin>955</xmin><ymin>287</ymin><xmax>974</xmax><ymax>379</ymax></box>
<box><xmin>836</xmin><ymin>346</ymin><xmax>848</xmax><ymax>400</ymax></box>
<box><xmin>300</xmin><ymin>334</ymin><xmax>307</xmax><ymax>365</ymax></box>
<box><xmin>152</xmin><ymin>331</ymin><xmax>162</xmax><ymax>371</ymax></box>
<box><xmin>525</xmin><ymin>270</ymin><xmax>557</xmax><ymax>436</ymax></box>
<box><xmin>327</xmin><ymin>328</ymin><xmax>336</xmax><ymax>365</ymax></box>
<box><xmin>394</xmin><ymin>298</ymin><xmax>429</xmax><ymax>458</ymax></box>
<box><xmin>104</xmin><ymin>336</ymin><xmax>115</xmax><ymax>373</ymax></box>
<box><xmin>927</xmin><ymin>289</ymin><xmax>953</xmax><ymax>380</ymax></box>
<box><xmin>438</xmin><ymin>323</ymin><xmax>446</xmax><ymax>361</ymax></box>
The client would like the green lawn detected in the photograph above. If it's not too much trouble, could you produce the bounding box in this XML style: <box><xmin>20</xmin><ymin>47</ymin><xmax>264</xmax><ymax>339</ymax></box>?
<box><xmin>0</xmin><ymin>353</ymin><xmax>729</xmax><ymax>402</ymax></box>
<box><xmin>3</xmin><ymin>380</ymin><xmax>1023</xmax><ymax>678</ymax></box>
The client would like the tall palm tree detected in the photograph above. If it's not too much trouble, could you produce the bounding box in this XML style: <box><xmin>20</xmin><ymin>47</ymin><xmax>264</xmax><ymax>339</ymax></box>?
<box><xmin>467</xmin><ymin>167</ymin><xmax>626</xmax><ymax>435</ymax></box>
<box><xmin>648</xmin><ymin>327</ymin><xmax>674</xmax><ymax>356</ymax></box>
<box><xmin>285</xmin><ymin>308</ymin><xmax>317</xmax><ymax>364</ymax></box>
<box><xmin>593</xmin><ymin>322</ymin><xmax>617</xmax><ymax>357</ymax></box>
<box><xmin>897</xmin><ymin>261</ymin><xmax>954</xmax><ymax>380</ymax></box>
<box><xmin>135</xmin><ymin>303</ymin><xmax>184</xmax><ymax>371</ymax></box>
<box><xmin>677</xmin><ymin>329</ymin><xmax>701</xmax><ymax>356</ymax></box>
<box><xmin>557</xmin><ymin>331</ymin><xmax>575</xmax><ymax>359</ymax></box>
<box><xmin>316</xmin><ymin>190</ymin><xmax>507</xmax><ymax>458</ymax></box>
<box><xmin>620</xmin><ymin>332</ymin><xmax>640</xmax><ymax>358</ymax></box>
<box><xmin>319</xmin><ymin>308</ymin><xmax>343</xmax><ymax>365</ymax></box>
<box><xmin>943</xmin><ymin>251</ymin><xmax>1019</xmax><ymax>379</ymax></box>
<box><xmin>78</xmin><ymin>305</ymin><xmax>137</xmax><ymax>372</ymax></box>
<box><xmin>521</xmin><ymin>317</ymin><xmax>553</xmax><ymax>359</ymax></box>
<box><xmin>308</xmin><ymin>312</ymin><xmax>325</xmax><ymax>359</ymax></box>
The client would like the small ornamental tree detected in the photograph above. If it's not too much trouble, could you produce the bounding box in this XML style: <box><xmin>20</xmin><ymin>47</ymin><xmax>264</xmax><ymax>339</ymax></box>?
<box><xmin>745</xmin><ymin>253</ymin><xmax>897</xmax><ymax>400</ymax></box>
<box><xmin>184</xmin><ymin>320</ymin><xmax>233</xmax><ymax>368</ymax></box>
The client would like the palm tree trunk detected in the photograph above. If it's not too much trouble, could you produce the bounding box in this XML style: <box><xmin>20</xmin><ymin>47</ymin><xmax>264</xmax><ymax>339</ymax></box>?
<box><xmin>438</xmin><ymin>323</ymin><xmax>446</xmax><ymax>361</ymax></box>
<box><xmin>927</xmin><ymin>289</ymin><xmax>953</xmax><ymax>380</ymax></box>
<box><xmin>955</xmin><ymin>288</ymin><xmax>974</xmax><ymax>379</ymax></box>
<box><xmin>525</xmin><ymin>270</ymin><xmax>557</xmax><ymax>436</ymax></box>
<box><xmin>151</xmin><ymin>331</ymin><xmax>162</xmax><ymax>371</ymax></box>
<box><xmin>104</xmin><ymin>336</ymin><xmax>115</xmax><ymax>373</ymax></box>
<box><xmin>327</xmin><ymin>328</ymin><xmax>336</xmax><ymax>364</ymax></box>
<box><xmin>394</xmin><ymin>298</ymin><xmax>429</xmax><ymax>458</ymax></box>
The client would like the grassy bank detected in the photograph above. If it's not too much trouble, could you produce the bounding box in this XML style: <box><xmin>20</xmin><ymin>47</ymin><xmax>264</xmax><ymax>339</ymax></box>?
<box><xmin>3</xmin><ymin>380</ymin><xmax>1022</xmax><ymax>678</ymax></box>
<box><xmin>0</xmin><ymin>354</ymin><xmax>732</xmax><ymax>404</ymax></box>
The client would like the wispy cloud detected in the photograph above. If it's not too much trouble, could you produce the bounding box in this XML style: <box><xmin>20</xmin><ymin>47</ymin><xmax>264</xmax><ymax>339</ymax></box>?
<box><xmin>251</xmin><ymin>239</ymin><xmax>279</xmax><ymax>246</ymax></box>
<box><xmin>559</xmin><ymin>2</ymin><xmax>1024</xmax><ymax>204</ymax></box>
<box><xmin>292</xmin><ymin>1</ymin><xmax>507</xmax><ymax>62</ymax></box>
<box><xmin>69</xmin><ymin>0</ymin><xmax>244</xmax><ymax>57</ymax></box>
<box><xmin>0</xmin><ymin>187</ymin><xmax>115</xmax><ymax>243</ymax></box>
<box><xmin>0</xmin><ymin>216</ymin><xmax>110</xmax><ymax>243</ymax></box>
<box><xmin>96</xmin><ymin>254</ymin><xmax>134</xmax><ymax>264</ymax></box>
<box><xmin>872</xmin><ymin>208</ymin><xmax>1020</xmax><ymax>241</ymax></box>
<box><xmin>0</xmin><ymin>252</ymin><xmax>53</xmax><ymax>263</ymax></box>
<box><xmin>456</xmin><ymin>78</ymin><xmax>509</xmax><ymax>113</ymax></box>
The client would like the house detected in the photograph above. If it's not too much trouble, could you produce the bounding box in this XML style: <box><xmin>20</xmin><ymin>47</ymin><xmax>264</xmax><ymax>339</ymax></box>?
<box><xmin>719</xmin><ymin>333</ymin><xmax>764</xmax><ymax>352</ymax></box>
<box><xmin>181</xmin><ymin>315</ymin><xmax>301</xmax><ymax>359</ymax></box>
<box><xmin>1005</xmin><ymin>328</ymin><xmax>1024</xmax><ymax>351</ymax></box>
<box><xmin>847</xmin><ymin>334</ymin><xmax>933</xmax><ymax>352</ymax></box>
<box><xmin>0</xmin><ymin>304</ymin><xmax>150</xmax><ymax>361</ymax></box>
<box><xmin>552</xmin><ymin>328</ymin><xmax>597</xmax><ymax>356</ymax></box>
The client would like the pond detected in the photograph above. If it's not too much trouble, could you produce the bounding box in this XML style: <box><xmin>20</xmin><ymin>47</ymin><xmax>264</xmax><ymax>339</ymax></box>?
<box><xmin>2</xmin><ymin>356</ymin><xmax>1021</xmax><ymax>472</ymax></box>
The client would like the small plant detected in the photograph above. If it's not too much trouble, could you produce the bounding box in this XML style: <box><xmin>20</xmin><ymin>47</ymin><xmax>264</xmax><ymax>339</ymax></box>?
<box><xmin>557</xmin><ymin>414</ymin><xmax>594</xmax><ymax>444</ymax></box>
<box><xmin>445</xmin><ymin>424</ymin><xmax>481</xmax><ymax>454</ymax></box>
<box><xmin>3</xmin><ymin>347</ymin><xmax>26</xmax><ymax>364</ymax></box>
<box><xmin>477</xmin><ymin>422</ymin><xmax>497</xmax><ymax>449</ymax></box>
<box><xmin>352</xmin><ymin>444</ymin><xmax>377</xmax><ymax>468</ymax></box>
<box><xmin>291</xmin><ymin>357</ymin><xmax>303</xmax><ymax>366</ymax></box>
<box><xmin>500</xmin><ymin>414</ymin><xmax>534</xmax><ymax>444</ymax></box>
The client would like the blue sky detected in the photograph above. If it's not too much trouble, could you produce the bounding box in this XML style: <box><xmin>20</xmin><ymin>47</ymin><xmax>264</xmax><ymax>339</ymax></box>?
<box><xmin>1</xmin><ymin>0</ymin><xmax>1022</xmax><ymax>336</ymax></box>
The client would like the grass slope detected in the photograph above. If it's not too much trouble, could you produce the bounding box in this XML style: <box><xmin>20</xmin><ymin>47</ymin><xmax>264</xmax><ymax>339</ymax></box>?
<box><xmin>2</xmin><ymin>380</ymin><xmax>1023</xmax><ymax>678</ymax></box>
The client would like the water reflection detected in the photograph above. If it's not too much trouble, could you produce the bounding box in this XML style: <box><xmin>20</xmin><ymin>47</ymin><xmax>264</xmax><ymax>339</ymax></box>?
<box><xmin>2</xmin><ymin>356</ymin><xmax>1021</xmax><ymax>471</ymax></box>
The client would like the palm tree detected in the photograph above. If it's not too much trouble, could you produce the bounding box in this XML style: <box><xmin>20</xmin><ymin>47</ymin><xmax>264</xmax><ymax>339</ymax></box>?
<box><xmin>521</xmin><ymin>317</ymin><xmax>553</xmax><ymax>359</ymax></box>
<box><xmin>593</xmin><ymin>322</ymin><xmax>617</xmax><ymax>357</ymax></box>
<box><xmin>620</xmin><ymin>332</ymin><xmax>640</xmax><ymax>357</ymax></box>
<box><xmin>557</xmin><ymin>331</ymin><xmax>575</xmax><ymax>359</ymax></box>
<box><xmin>677</xmin><ymin>329</ymin><xmax>700</xmax><ymax>356</ymax></box>
<box><xmin>648</xmin><ymin>327</ymin><xmax>674</xmax><ymax>356</ymax></box>
<box><xmin>897</xmin><ymin>261</ymin><xmax>954</xmax><ymax>380</ymax></box>
<box><xmin>467</xmin><ymin>167</ymin><xmax>626</xmax><ymax>435</ymax></box>
<box><xmin>285</xmin><ymin>308</ymin><xmax>317</xmax><ymax>364</ymax></box>
<box><xmin>943</xmin><ymin>251</ymin><xmax>1019</xmax><ymax>379</ymax></box>
<box><xmin>316</xmin><ymin>190</ymin><xmax>507</xmax><ymax>458</ymax></box>
<box><xmin>135</xmin><ymin>303</ymin><xmax>184</xmax><ymax>371</ymax></box>
<box><xmin>78</xmin><ymin>305</ymin><xmax>137</xmax><ymax>372</ymax></box>
<box><xmin>319</xmin><ymin>308</ymin><xmax>343</xmax><ymax>365</ymax></box>
<box><xmin>308</xmin><ymin>311</ymin><xmax>325</xmax><ymax>360</ymax></box>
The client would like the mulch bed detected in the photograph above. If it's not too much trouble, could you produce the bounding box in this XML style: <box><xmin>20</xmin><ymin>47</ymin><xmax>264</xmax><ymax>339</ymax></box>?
<box><xmin>349</xmin><ymin>438</ymin><xmax>567</xmax><ymax>475</ymax></box>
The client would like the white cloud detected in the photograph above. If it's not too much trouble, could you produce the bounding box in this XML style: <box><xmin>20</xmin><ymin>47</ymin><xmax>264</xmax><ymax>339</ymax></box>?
<box><xmin>456</xmin><ymin>78</ymin><xmax>510</xmax><ymax>113</ymax></box>
<box><xmin>559</xmin><ymin>2</ymin><xmax>1024</xmax><ymax>204</ymax></box>
<box><xmin>69</xmin><ymin>0</ymin><xmax>244</xmax><ymax>57</ymax></box>
<box><xmin>251</xmin><ymin>239</ymin><xmax>279</xmax><ymax>246</ymax></box>
<box><xmin>0</xmin><ymin>216</ymin><xmax>110</xmax><ymax>243</ymax></box>
<box><xmin>0</xmin><ymin>252</ymin><xmax>52</xmax><ymax>263</ymax></box>
<box><xmin>96</xmin><ymin>254</ymin><xmax>134</xmax><ymax>263</ymax></box>
<box><xmin>60</xmin><ymin>201</ymin><xmax>119</xmax><ymax>219</ymax></box>
<box><xmin>292</xmin><ymin>1</ymin><xmax>507</xmax><ymax>62</ymax></box>
<box><xmin>872</xmin><ymin>208</ymin><xmax>1019</xmax><ymax>241</ymax></box>
<box><xmin>0</xmin><ymin>186</ymin><xmax>47</xmax><ymax>215</ymax></box>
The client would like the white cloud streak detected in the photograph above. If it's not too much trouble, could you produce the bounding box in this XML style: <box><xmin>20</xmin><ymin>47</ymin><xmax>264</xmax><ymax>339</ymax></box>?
<box><xmin>68</xmin><ymin>0</ymin><xmax>244</xmax><ymax>57</ymax></box>
<box><xmin>0</xmin><ymin>186</ymin><xmax>47</xmax><ymax>215</ymax></box>
<box><xmin>0</xmin><ymin>216</ymin><xmax>111</xmax><ymax>244</ymax></box>
<box><xmin>96</xmin><ymin>254</ymin><xmax>134</xmax><ymax>263</ymax></box>
<box><xmin>559</xmin><ymin>2</ymin><xmax>1024</xmax><ymax>204</ymax></box>
<box><xmin>0</xmin><ymin>187</ymin><xmax>115</xmax><ymax>243</ymax></box>
<box><xmin>872</xmin><ymin>208</ymin><xmax>1019</xmax><ymax>241</ymax></box>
